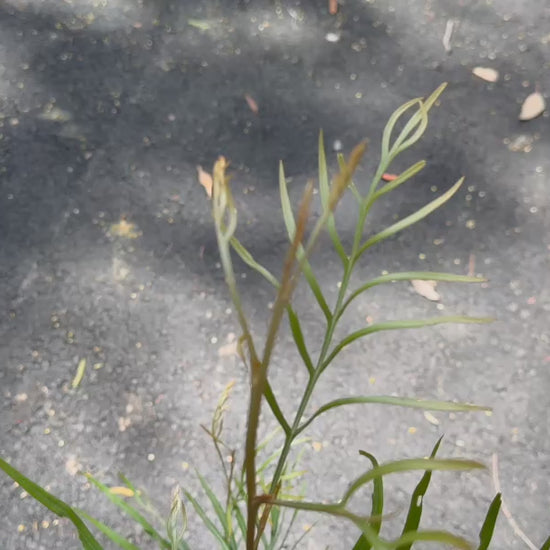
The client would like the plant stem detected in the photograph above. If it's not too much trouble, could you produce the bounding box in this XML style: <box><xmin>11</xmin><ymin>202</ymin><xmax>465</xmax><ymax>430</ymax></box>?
<box><xmin>267</xmin><ymin>195</ymin><xmax>373</xmax><ymax>496</ymax></box>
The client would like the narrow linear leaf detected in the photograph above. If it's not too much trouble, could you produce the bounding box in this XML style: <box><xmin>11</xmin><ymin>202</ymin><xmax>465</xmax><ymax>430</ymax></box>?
<box><xmin>395</xmin><ymin>84</ymin><xmax>447</xmax><ymax>156</ymax></box>
<box><xmin>230</xmin><ymin>237</ymin><xmax>279</xmax><ymax>288</ymax></box>
<box><xmin>77</xmin><ymin>509</ymin><xmax>140</xmax><ymax>550</ymax></box>
<box><xmin>324</xmin><ymin>316</ymin><xmax>493</xmax><ymax>371</ymax></box>
<box><xmin>184</xmin><ymin>490</ymin><xmax>231</xmax><ymax>549</ymax></box>
<box><xmin>279</xmin><ymin>161</ymin><xmax>332</xmax><ymax>320</ymax></box>
<box><xmin>381</xmin><ymin>98</ymin><xmax>422</xmax><ymax>159</ymax></box>
<box><xmin>195</xmin><ymin>471</ymin><xmax>233</xmax><ymax>541</ymax></box>
<box><xmin>0</xmin><ymin>457</ymin><xmax>102</xmax><ymax>550</ymax></box>
<box><xmin>352</xmin><ymin>451</ymin><xmax>383</xmax><ymax>550</ymax></box>
<box><xmin>340</xmin><ymin>271</ymin><xmax>486</xmax><ymax>320</ymax></box>
<box><xmin>358</xmin><ymin>178</ymin><xmax>464</xmax><ymax>258</ymax></box>
<box><xmin>232</xmin><ymin>501</ymin><xmax>247</xmax><ymax>542</ymax></box>
<box><xmin>85</xmin><ymin>473</ymin><xmax>171</xmax><ymax>549</ymax></box>
<box><xmin>398</xmin><ymin>437</ymin><xmax>444</xmax><ymax>550</ymax></box>
<box><xmin>298</xmin><ymin>397</ymin><xmax>489</xmax><ymax>434</ymax></box>
<box><xmin>477</xmin><ymin>493</ymin><xmax>502</xmax><ymax>550</ymax></box>
<box><xmin>264</xmin><ymin>382</ymin><xmax>291</xmax><ymax>435</ymax></box>
<box><xmin>391</xmin><ymin>100</ymin><xmax>428</xmax><ymax>158</ymax></box>
<box><xmin>341</xmin><ymin>458</ymin><xmax>484</xmax><ymax>507</ymax></box>
<box><xmin>393</xmin><ymin>84</ymin><xmax>446</xmax><ymax>157</ymax></box>
<box><xmin>391</xmin><ymin>529</ymin><xmax>472</xmax><ymax>550</ymax></box>
<box><xmin>287</xmin><ymin>307</ymin><xmax>314</xmax><ymax>375</ymax></box>
<box><xmin>373</xmin><ymin>161</ymin><xmax>426</xmax><ymax>200</ymax></box>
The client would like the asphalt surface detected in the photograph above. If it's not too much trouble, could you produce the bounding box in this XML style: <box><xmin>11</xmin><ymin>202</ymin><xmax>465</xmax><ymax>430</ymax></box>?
<box><xmin>1</xmin><ymin>0</ymin><xmax>549</xmax><ymax>548</ymax></box>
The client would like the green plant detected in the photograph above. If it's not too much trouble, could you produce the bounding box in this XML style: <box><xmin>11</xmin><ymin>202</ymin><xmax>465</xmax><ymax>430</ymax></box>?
<box><xmin>2</xmin><ymin>84</ymin><xmax>548</xmax><ymax>549</ymax></box>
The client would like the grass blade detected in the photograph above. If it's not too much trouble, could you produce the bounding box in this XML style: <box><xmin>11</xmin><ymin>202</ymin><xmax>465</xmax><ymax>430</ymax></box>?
<box><xmin>279</xmin><ymin>161</ymin><xmax>332</xmax><ymax>321</ymax></box>
<box><xmin>323</xmin><ymin>316</ymin><xmax>492</xmax><ymax>371</ymax></box>
<box><xmin>85</xmin><ymin>473</ymin><xmax>171</xmax><ymax>549</ymax></box>
<box><xmin>77</xmin><ymin>509</ymin><xmax>140</xmax><ymax>550</ymax></box>
<box><xmin>352</xmin><ymin>451</ymin><xmax>383</xmax><ymax>550</ymax></box>
<box><xmin>477</xmin><ymin>493</ymin><xmax>501</xmax><ymax>550</ymax></box>
<box><xmin>287</xmin><ymin>307</ymin><xmax>314</xmax><ymax>375</ymax></box>
<box><xmin>0</xmin><ymin>457</ymin><xmax>102</xmax><ymax>550</ymax></box>
<box><xmin>183</xmin><ymin>490</ymin><xmax>231</xmax><ymax>549</ymax></box>
<box><xmin>391</xmin><ymin>529</ymin><xmax>472</xmax><ymax>550</ymax></box>
<box><xmin>319</xmin><ymin>131</ymin><xmax>347</xmax><ymax>264</ymax></box>
<box><xmin>298</xmin><ymin>397</ymin><xmax>489</xmax><ymax>435</ymax></box>
<box><xmin>195</xmin><ymin>471</ymin><xmax>235</xmax><ymax>545</ymax></box>
<box><xmin>358</xmin><ymin>178</ymin><xmax>464</xmax><ymax>259</ymax></box>
<box><xmin>339</xmin><ymin>271</ymin><xmax>486</xmax><ymax>321</ymax></box>
<box><xmin>398</xmin><ymin>437</ymin><xmax>443</xmax><ymax>550</ymax></box>
<box><xmin>341</xmin><ymin>458</ymin><xmax>484</xmax><ymax>507</ymax></box>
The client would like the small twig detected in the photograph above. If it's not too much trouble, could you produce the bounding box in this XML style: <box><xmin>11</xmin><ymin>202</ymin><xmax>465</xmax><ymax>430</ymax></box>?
<box><xmin>442</xmin><ymin>19</ymin><xmax>455</xmax><ymax>53</ymax></box>
<box><xmin>491</xmin><ymin>453</ymin><xmax>537</xmax><ymax>550</ymax></box>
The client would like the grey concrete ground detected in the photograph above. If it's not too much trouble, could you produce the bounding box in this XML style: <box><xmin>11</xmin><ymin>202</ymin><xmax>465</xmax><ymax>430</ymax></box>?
<box><xmin>1</xmin><ymin>0</ymin><xmax>549</xmax><ymax>548</ymax></box>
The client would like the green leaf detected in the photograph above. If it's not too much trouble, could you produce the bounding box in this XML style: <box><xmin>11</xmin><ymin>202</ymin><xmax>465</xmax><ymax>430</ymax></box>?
<box><xmin>390</xmin><ymin>529</ymin><xmax>472</xmax><ymax>550</ymax></box>
<box><xmin>381</xmin><ymin>98</ymin><xmax>422</xmax><ymax>160</ymax></box>
<box><xmin>0</xmin><ymin>457</ymin><xmax>102</xmax><ymax>550</ymax></box>
<box><xmin>323</xmin><ymin>316</ymin><xmax>493</xmax><ymax>371</ymax></box>
<box><xmin>264</xmin><ymin>382</ymin><xmax>291</xmax><ymax>435</ymax></box>
<box><xmin>398</xmin><ymin>437</ymin><xmax>443</xmax><ymax>550</ymax></box>
<box><xmin>76</xmin><ymin>509</ymin><xmax>140</xmax><ymax>550</ymax></box>
<box><xmin>341</xmin><ymin>458</ymin><xmax>484</xmax><ymax>507</ymax></box>
<box><xmin>358</xmin><ymin>177</ymin><xmax>464</xmax><ymax>259</ymax></box>
<box><xmin>287</xmin><ymin>307</ymin><xmax>314</xmax><ymax>375</ymax></box>
<box><xmin>392</xmin><ymin>84</ymin><xmax>447</xmax><ymax>157</ymax></box>
<box><xmin>183</xmin><ymin>490</ymin><xmax>231</xmax><ymax>549</ymax></box>
<box><xmin>352</xmin><ymin>451</ymin><xmax>383</xmax><ymax>550</ymax></box>
<box><xmin>279</xmin><ymin>161</ymin><xmax>332</xmax><ymax>321</ymax></box>
<box><xmin>230</xmin><ymin>237</ymin><xmax>279</xmax><ymax>288</ymax></box>
<box><xmin>167</xmin><ymin>486</ymin><xmax>188</xmax><ymax>550</ymax></box>
<box><xmin>339</xmin><ymin>271</ymin><xmax>486</xmax><ymax>321</ymax></box>
<box><xmin>298</xmin><ymin>397</ymin><xmax>489</xmax><ymax>435</ymax></box>
<box><xmin>477</xmin><ymin>493</ymin><xmax>501</xmax><ymax>550</ymax></box>
<box><xmin>373</xmin><ymin>161</ymin><xmax>426</xmax><ymax>200</ymax></box>
<box><xmin>195</xmin><ymin>471</ymin><xmax>234</xmax><ymax>544</ymax></box>
<box><xmin>85</xmin><ymin>473</ymin><xmax>171</xmax><ymax>549</ymax></box>
<box><xmin>540</xmin><ymin>535</ymin><xmax>550</xmax><ymax>550</ymax></box>
<box><xmin>319</xmin><ymin>131</ymin><xmax>347</xmax><ymax>264</ymax></box>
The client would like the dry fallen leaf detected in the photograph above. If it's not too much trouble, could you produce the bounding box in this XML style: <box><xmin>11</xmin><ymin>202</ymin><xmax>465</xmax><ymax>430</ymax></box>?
<box><xmin>109</xmin><ymin>218</ymin><xmax>140</xmax><ymax>239</ymax></box>
<box><xmin>472</xmin><ymin>66</ymin><xmax>499</xmax><ymax>83</ymax></box>
<box><xmin>65</xmin><ymin>457</ymin><xmax>81</xmax><ymax>477</ymax></box>
<box><xmin>109</xmin><ymin>486</ymin><xmax>135</xmax><ymax>497</ymax></box>
<box><xmin>423</xmin><ymin>411</ymin><xmax>440</xmax><ymax>426</ymax></box>
<box><xmin>218</xmin><ymin>341</ymin><xmax>238</xmax><ymax>358</ymax></box>
<box><xmin>71</xmin><ymin>358</ymin><xmax>87</xmax><ymax>389</ymax></box>
<box><xmin>519</xmin><ymin>92</ymin><xmax>546</xmax><ymax>121</ymax></box>
<box><xmin>197</xmin><ymin>165</ymin><xmax>213</xmax><ymax>198</ymax></box>
<box><xmin>411</xmin><ymin>279</ymin><xmax>440</xmax><ymax>301</ymax></box>
<box><xmin>382</xmin><ymin>173</ymin><xmax>398</xmax><ymax>182</ymax></box>
<box><xmin>244</xmin><ymin>93</ymin><xmax>259</xmax><ymax>114</ymax></box>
